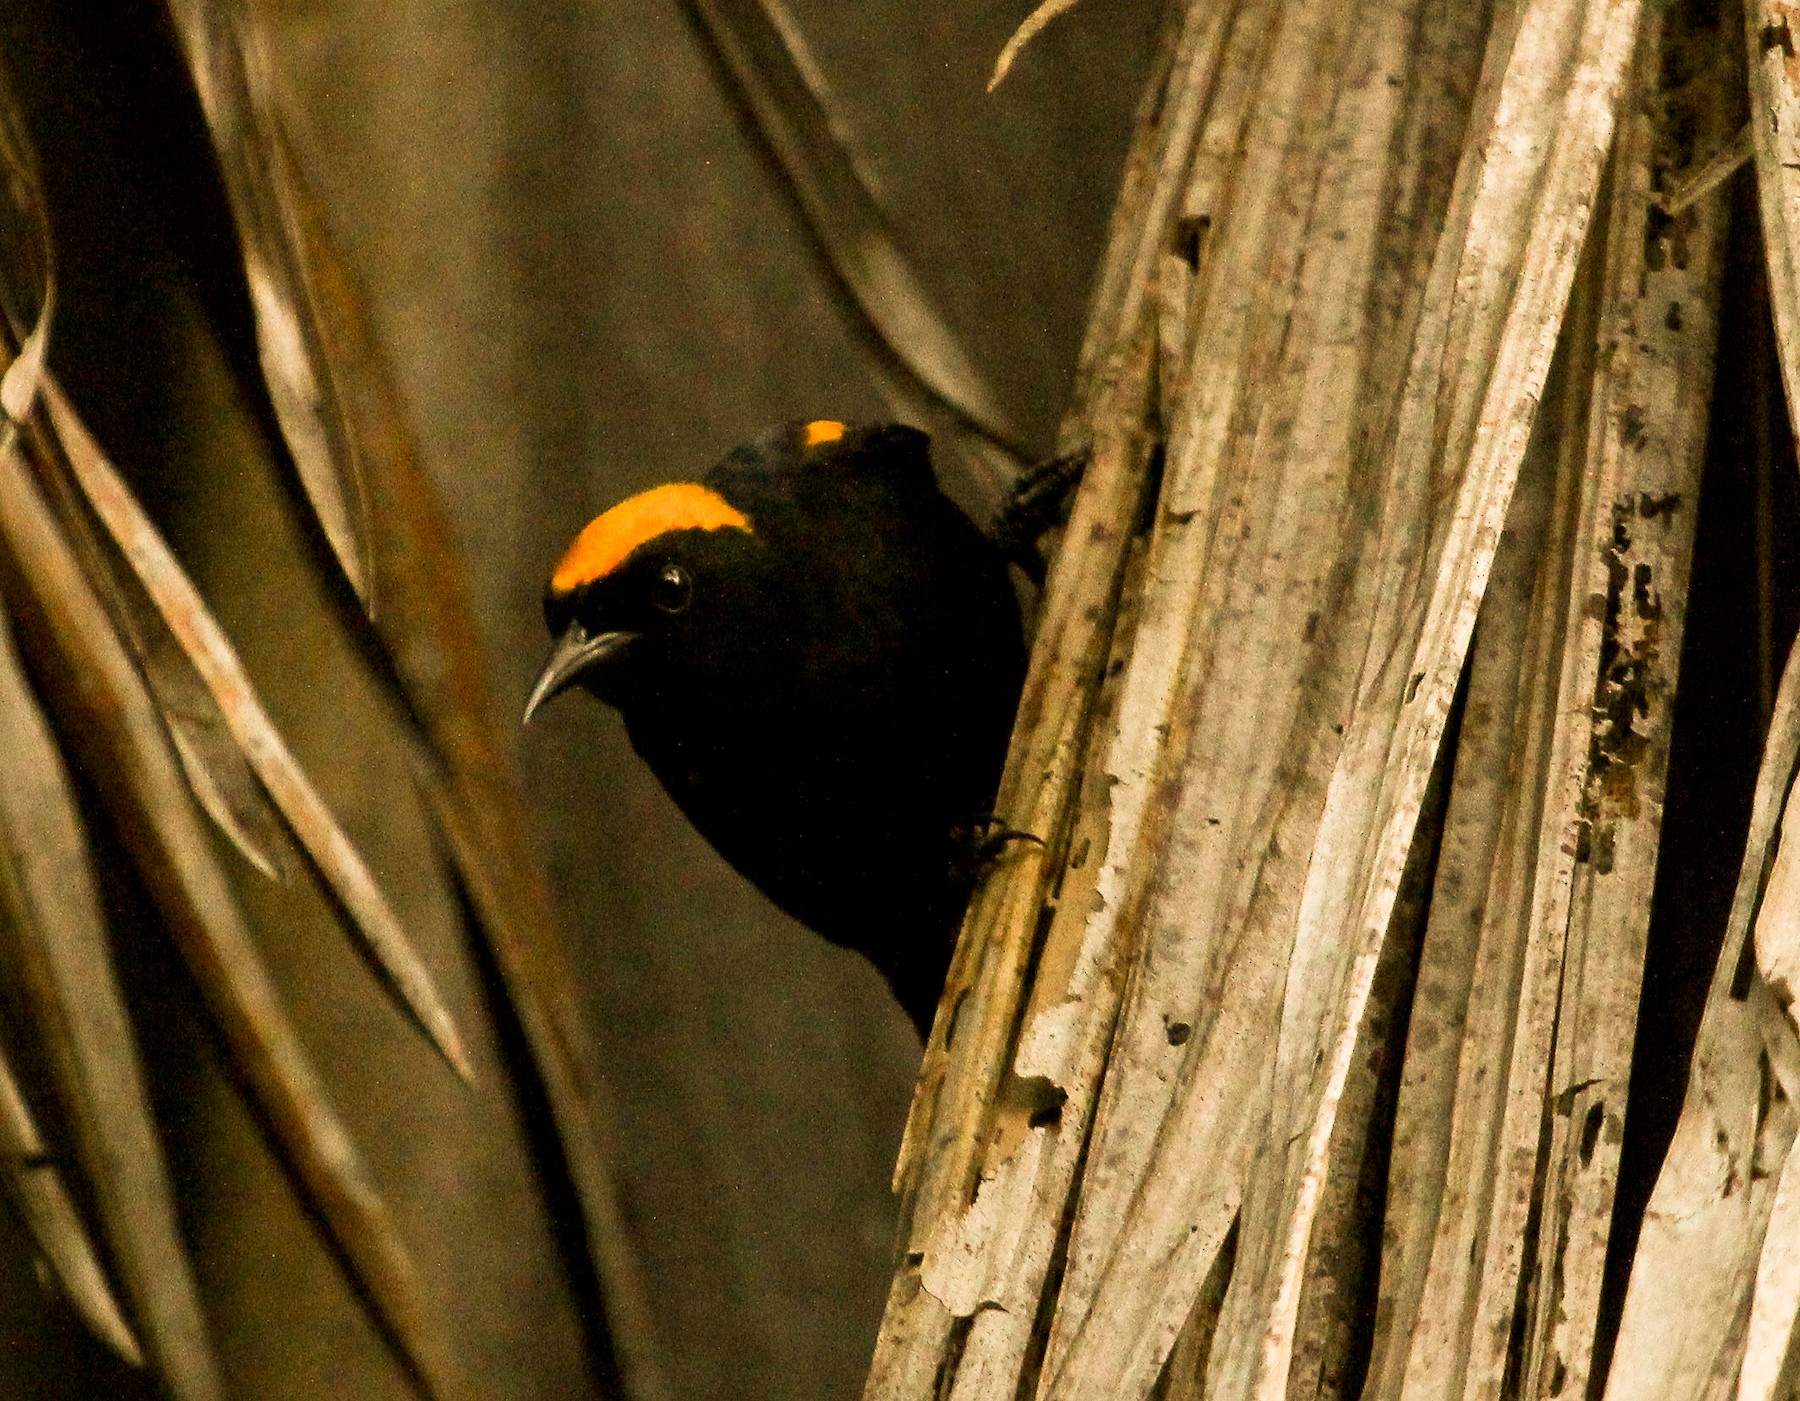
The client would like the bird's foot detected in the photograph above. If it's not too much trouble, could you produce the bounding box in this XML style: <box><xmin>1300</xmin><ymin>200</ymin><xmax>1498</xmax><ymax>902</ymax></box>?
<box><xmin>948</xmin><ymin>813</ymin><xmax>1045</xmax><ymax>887</ymax></box>
<box><xmin>992</xmin><ymin>448</ymin><xmax>1090</xmax><ymax>583</ymax></box>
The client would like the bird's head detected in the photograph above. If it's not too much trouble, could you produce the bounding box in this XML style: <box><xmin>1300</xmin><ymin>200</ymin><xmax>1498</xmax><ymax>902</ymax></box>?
<box><xmin>522</xmin><ymin>472</ymin><xmax>764</xmax><ymax>721</ymax></box>
<box><xmin>524</xmin><ymin>418</ymin><xmax>920</xmax><ymax>724</ymax></box>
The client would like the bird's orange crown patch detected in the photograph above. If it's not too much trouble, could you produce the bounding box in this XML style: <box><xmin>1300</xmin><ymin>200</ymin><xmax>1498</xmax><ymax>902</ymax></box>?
<box><xmin>550</xmin><ymin>484</ymin><xmax>751</xmax><ymax>595</ymax></box>
<box><xmin>802</xmin><ymin>419</ymin><xmax>845</xmax><ymax>447</ymax></box>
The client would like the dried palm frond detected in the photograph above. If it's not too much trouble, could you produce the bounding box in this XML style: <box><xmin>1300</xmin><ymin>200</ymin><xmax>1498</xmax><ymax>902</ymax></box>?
<box><xmin>161</xmin><ymin>5</ymin><xmax>666</xmax><ymax>1394</ymax></box>
<box><xmin>0</xmin><ymin>6</ymin><xmax>663</xmax><ymax>1400</ymax></box>
<box><xmin>0</xmin><ymin>594</ymin><xmax>190</xmax><ymax>1392</ymax></box>
<box><xmin>0</xmin><ymin>400</ymin><xmax>474</xmax><ymax>1401</ymax></box>
<box><xmin>858</xmin><ymin>0</ymin><xmax>1791</xmax><ymax>1393</ymax></box>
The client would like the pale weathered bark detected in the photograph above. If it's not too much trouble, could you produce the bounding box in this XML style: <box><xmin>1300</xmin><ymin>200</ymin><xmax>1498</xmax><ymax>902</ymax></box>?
<box><xmin>864</xmin><ymin>0</ymin><xmax>1777</xmax><ymax>1398</ymax></box>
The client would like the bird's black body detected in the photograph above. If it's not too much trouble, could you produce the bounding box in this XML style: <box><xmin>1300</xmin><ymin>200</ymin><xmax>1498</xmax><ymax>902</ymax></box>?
<box><xmin>533</xmin><ymin>422</ymin><xmax>1026</xmax><ymax>1033</ymax></box>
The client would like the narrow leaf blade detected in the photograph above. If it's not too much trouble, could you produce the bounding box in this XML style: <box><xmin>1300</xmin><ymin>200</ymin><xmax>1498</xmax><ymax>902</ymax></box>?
<box><xmin>41</xmin><ymin>377</ymin><xmax>472</xmax><ymax>1084</ymax></box>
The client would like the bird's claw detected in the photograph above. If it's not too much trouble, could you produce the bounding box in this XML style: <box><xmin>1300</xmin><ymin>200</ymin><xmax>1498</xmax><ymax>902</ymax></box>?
<box><xmin>948</xmin><ymin>813</ymin><xmax>1045</xmax><ymax>886</ymax></box>
<box><xmin>993</xmin><ymin>448</ymin><xmax>1091</xmax><ymax>583</ymax></box>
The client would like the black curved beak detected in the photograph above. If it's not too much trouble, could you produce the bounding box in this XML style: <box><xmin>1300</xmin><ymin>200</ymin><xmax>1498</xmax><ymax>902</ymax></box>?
<box><xmin>522</xmin><ymin>626</ymin><xmax>637</xmax><ymax>725</ymax></box>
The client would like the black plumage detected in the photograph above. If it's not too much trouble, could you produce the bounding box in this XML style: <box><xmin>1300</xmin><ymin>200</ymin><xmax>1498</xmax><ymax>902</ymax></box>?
<box><xmin>528</xmin><ymin>421</ymin><xmax>1026</xmax><ymax>1033</ymax></box>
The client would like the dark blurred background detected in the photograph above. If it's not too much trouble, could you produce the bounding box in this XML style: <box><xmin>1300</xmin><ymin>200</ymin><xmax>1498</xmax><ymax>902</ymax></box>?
<box><xmin>0</xmin><ymin>2</ymin><xmax>1159</xmax><ymax>1397</ymax></box>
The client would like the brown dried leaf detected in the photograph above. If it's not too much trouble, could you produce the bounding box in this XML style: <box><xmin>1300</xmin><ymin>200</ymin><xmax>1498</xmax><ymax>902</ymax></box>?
<box><xmin>0</xmin><ymin>601</ymin><xmax>219</xmax><ymax>1397</ymax></box>
<box><xmin>0</xmin><ymin>439</ymin><xmax>470</xmax><ymax>1401</ymax></box>
<box><xmin>0</xmin><ymin>1037</ymin><xmax>141</xmax><ymax>1369</ymax></box>
<box><xmin>15</xmin><ymin>410</ymin><xmax>298</xmax><ymax>887</ymax></box>
<box><xmin>0</xmin><ymin>50</ymin><xmax>212</xmax><ymax>1394</ymax></box>
<box><xmin>267</xmin><ymin>120</ymin><xmax>671</xmax><ymax>1401</ymax></box>
<box><xmin>40</xmin><ymin>377</ymin><xmax>473</xmax><ymax>1083</ymax></box>
<box><xmin>161</xmin><ymin>0</ymin><xmax>373</xmax><ymax>608</ymax></box>
<box><xmin>0</xmin><ymin>39</ymin><xmax>51</xmax><ymax>434</ymax></box>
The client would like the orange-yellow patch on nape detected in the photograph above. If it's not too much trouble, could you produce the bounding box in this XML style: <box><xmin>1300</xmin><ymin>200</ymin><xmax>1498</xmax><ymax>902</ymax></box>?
<box><xmin>802</xmin><ymin>419</ymin><xmax>845</xmax><ymax>447</ymax></box>
<box><xmin>550</xmin><ymin>483</ymin><xmax>751</xmax><ymax>595</ymax></box>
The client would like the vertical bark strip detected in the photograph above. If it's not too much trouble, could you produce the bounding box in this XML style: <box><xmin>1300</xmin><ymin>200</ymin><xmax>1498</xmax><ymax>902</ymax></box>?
<box><xmin>1514</xmin><ymin>15</ymin><xmax>1730</xmax><ymax>1394</ymax></box>
<box><xmin>866</xmin><ymin>8</ymin><xmax>1224</xmax><ymax>1394</ymax></box>
<box><xmin>1362</xmin><ymin>254</ymin><xmax>1592</xmax><ymax>1401</ymax></box>
<box><xmin>1598</xmin><ymin>7</ymin><xmax>1800</xmax><ymax>1391</ymax></box>
<box><xmin>1747</xmin><ymin>0</ymin><xmax>1800</xmax><ymax>436</ymax></box>
<box><xmin>1601</xmin><ymin>654</ymin><xmax>1800</xmax><ymax>1401</ymax></box>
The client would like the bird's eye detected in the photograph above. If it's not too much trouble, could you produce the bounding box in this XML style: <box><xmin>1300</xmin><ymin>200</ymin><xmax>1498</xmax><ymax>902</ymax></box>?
<box><xmin>649</xmin><ymin>562</ymin><xmax>692</xmax><ymax>614</ymax></box>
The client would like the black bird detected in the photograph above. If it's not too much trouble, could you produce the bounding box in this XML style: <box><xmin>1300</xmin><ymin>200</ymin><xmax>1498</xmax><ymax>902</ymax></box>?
<box><xmin>523</xmin><ymin>419</ymin><xmax>1028</xmax><ymax>1034</ymax></box>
